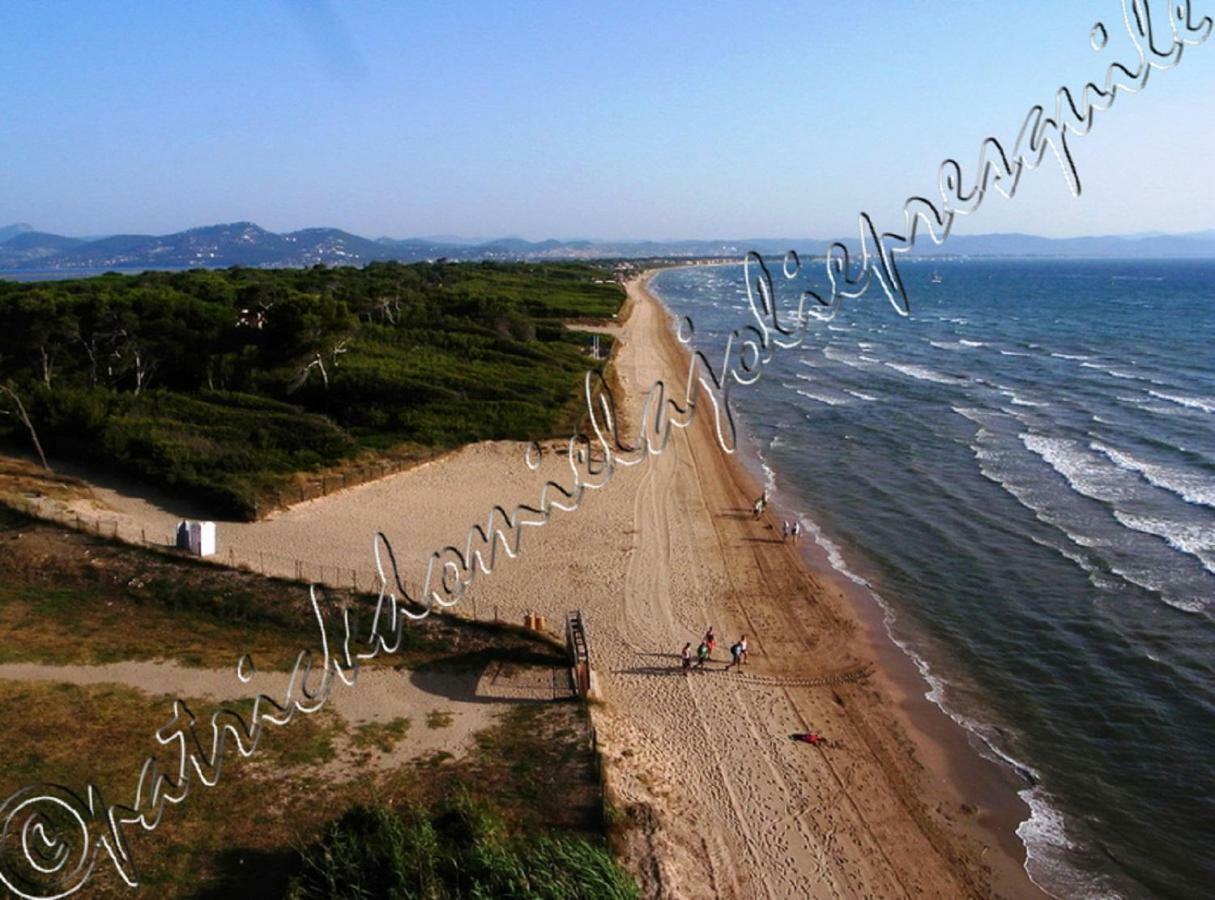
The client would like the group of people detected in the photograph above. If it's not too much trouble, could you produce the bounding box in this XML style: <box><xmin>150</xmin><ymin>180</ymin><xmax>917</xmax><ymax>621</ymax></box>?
<box><xmin>681</xmin><ymin>627</ymin><xmax>748</xmax><ymax>671</ymax></box>
<box><xmin>781</xmin><ymin>519</ymin><xmax>802</xmax><ymax>543</ymax></box>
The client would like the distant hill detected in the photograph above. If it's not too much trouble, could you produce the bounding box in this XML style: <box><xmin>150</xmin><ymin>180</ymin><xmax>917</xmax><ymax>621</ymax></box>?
<box><xmin>0</xmin><ymin>231</ymin><xmax>84</xmax><ymax>265</ymax></box>
<box><xmin>2</xmin><ymin>222</ymin><xmax>1213</xmax><ymax>274</ymax></box>
<box><xmin>0</xmin><ymin>223</ymin><xmax>34</xmax><ymax>243</ymax></box>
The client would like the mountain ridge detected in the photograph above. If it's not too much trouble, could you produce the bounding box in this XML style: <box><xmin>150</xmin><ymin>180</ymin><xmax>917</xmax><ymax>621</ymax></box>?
<box><xmin>2</xmin><ymin>222</ymin><xmax>1213</xmax><ymax>272</ymax></box>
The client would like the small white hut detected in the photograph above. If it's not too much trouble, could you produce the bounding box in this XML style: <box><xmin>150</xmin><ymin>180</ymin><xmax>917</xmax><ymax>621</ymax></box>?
<box><xmin>175</xmin><ymin>520</ymin><xmax>216</xmax><ymax>557</ymax></box>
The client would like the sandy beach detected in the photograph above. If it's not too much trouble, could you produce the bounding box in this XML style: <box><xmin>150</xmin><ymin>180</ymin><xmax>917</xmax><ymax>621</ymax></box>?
<box><xmin>20</xmin><ymin>272</ymin><xmax>1045</xmax><ymax>898</ymax></box>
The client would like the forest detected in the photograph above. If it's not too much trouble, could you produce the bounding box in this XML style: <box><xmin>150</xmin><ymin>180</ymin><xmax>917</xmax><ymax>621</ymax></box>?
<box><xmin>0</xmin><ymin>262</ymin><xmax>622</xmax><ymax>518</ymax></box>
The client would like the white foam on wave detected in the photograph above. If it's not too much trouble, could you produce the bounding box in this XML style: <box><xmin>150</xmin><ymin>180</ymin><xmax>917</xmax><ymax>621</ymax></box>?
<box><xmin>929</xmin><ymin>339</ymin><xmax>966</xmax><ymax>350</ymax></box>
<box><xmin>823</xmin><ymin>346</ymin><xmax>870</xmax><ymax>369</ymax></box>
<box><xmin>1022</xmin><ymin>434</ymin><xmax>1133</xmax><ymax>504</ymax></box>
<box><xmin>843</xmin><ymin>388</ymin><xmax>878</xmax><ymax>402</ymax></box>
<box><xmin>1015</xmin><ymin>786</ymin><xmax>1126</xmax><ymax>899</ymax></box>
<box><xmin>1080</xmin><ymin>362</ymin><xmax>1162</xmax><ymax>383</ymax></box>
<box><xmin>884</xmin><ymin>361</ymin><xmax>963</xmax><ymax>385</ymax></box>
<box><xmin>1112</xmin><ymin>512</ymin><xmax>1215</xmax><ymax>580</ymax></box>
<box><xmin>1050</xmin><ymin>352</ymin><xmax>1091</xmax><ymax>361</ymax></box>
<box><xmin>998</xmin><ymin>388</ymin><xmax>1049</xmax><ymax>408</ymax></box>
<box><xmin>1000</xmin><ymin>349</ymin><xmax>1034</xmax><ymax>357</ymax></box>
<box><xmin>795</xmin><ymin>388</ymin><xmax>849</xmax><ymax>406</ymax></box>
<box><xmin>1148</xmin><ymin>390</ymin><xmax>1215</xmax><ymax>413</ymax></box>
<box><xmin>1091</xmin><ymin>442</ymin><xmax>1215</xmax><ymax>509</ymax></box>
<box><xmin>959</xmin><ymin>339</ymin><xmax>985</xmax><ymax>348</ymax></box>
<box><xmin>797</xmin><ymin>514</ymin><xmax>869</xmax><ymax>588</ymax></box>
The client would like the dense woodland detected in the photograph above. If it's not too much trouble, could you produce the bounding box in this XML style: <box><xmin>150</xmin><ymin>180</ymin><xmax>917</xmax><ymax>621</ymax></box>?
<box><xmin>0</xmin><ymin>262</ymin><xmax>622</xmax><ymax>518</ymax></box>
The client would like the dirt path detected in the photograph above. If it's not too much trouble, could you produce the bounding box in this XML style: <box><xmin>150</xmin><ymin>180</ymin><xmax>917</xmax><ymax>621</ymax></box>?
<box><xmin>0</xmin><ymin>658</ymin><xmax>550</xmax><ymax>779</ymax></box>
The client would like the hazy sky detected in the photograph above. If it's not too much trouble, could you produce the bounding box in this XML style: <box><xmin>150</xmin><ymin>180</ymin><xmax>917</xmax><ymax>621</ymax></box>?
<box><xmin>1</xmin><ymin>1</ymin><xmax>1211</xmax><ymax>240</ymax></box>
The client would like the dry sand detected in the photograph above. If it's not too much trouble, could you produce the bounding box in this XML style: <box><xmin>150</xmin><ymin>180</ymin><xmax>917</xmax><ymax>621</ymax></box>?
<box><xmin>16</xmin><ymin>273</ymin><xmax>1045</xmax><ymax>898</ymax></box>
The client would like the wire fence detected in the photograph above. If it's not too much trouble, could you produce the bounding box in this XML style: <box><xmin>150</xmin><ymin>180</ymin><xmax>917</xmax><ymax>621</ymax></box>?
<box><xmin>3</xmin><ymin>491</ymin><xmax>510</xmax><ymax>625</ymax></box>
<box><xmin>255</xmin><ymin>455</ymin><xmax>434</xmax><ymax>517</ymax></box>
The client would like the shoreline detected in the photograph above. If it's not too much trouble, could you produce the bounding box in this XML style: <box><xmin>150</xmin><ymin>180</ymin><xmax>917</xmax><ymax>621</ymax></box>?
<box><xmin>2</xmin><ymin>266</ymin><xmax>1046</xmax><ymax>896</ymax></box>
<box><xmin>640</xmin><ymin>266</ymin><xmax>1042</xmax><ymax>897</ymax></box>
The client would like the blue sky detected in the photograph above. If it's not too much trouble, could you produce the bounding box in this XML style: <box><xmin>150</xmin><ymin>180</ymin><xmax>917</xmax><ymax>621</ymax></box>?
<box><xmin>0</xmin><ymin>1</ymin><xmax>1211</xmax><ymax>240</ymax></box>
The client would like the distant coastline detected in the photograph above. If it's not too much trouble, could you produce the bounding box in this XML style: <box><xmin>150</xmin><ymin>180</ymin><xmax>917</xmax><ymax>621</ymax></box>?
<box><xmin>1</xmin><ymin>220</ymin><xmax>1213</xmax><ymax>278</ymax></box>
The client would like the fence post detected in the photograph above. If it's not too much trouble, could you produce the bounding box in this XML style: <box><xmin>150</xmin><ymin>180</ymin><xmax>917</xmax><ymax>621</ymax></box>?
<box><xmin>351</xmin><ymin>568</ymin><xmax>357</xmax><ymax>591</ymax></box>
<box><xmin>141</xmin><ymin>527</ymin><xmax>146</xmax><ymax>544</ymax></box>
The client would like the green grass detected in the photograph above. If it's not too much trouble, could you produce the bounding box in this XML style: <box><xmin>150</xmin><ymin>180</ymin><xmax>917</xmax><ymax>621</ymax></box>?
<box><xmin>351</xmin><ymin>717</ymin><xmax>412</xmax><ymax>753</ymax></box>
<box><xmin>426</xmin><ymin>709</ymin><xmax>454</xmax><ymax>729</ymax></box>
<box><xmin>0</xmin><ymin>516</ymin><xmax>619</xmax><ymax>897</ymax></box>
<box><xmin>284</xmin><ymin>797</ymin><xmax>638</xmax><ymax>900</ymax></box>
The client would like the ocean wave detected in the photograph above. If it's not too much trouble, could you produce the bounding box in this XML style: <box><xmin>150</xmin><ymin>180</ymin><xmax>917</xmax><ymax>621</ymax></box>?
<box><xmin>1103</xmin><ymin>560</ymin><xmax>1208</xmax><ymax>614</ymax></box>
<box><xmin>1147</xmin><ymin>390</ymin><xmax>1215</xmax><ymax>413</ymax></box>
<box><xmin>1091</xmin><ymin>442</ymin><xmax>1215</xmax><ymax>509</ymax></box>
<box><xmin>959</xmin><ymin>339</ymin><xmax>986</xmax><ymax>348</ymax></box>
<box><xmin>884</xmin><ymin>362</ymin><xmax>964</xmax><ymax>385</ymax></box>
<box><xmin>1080</xmin><ymin>362</ymin><xmax>1160</xmax><ymax>383</ymax></box>
<box><xmin>795</xmin><ymin>388</ymin><xmax>849</xmax><ymax>406</ymax></box>
<box><xmin>1022</xmin><ymin>434</ymin><xmax>1135</xmax><ymax>505</ymax></box>
<box><xmin>1027</xmin><ymin>534</ymin><xmax>1121</xmax><ymax>591</ymax></box>
<box><xmin>1050</xmin><ymin>352</ymin><xmax>1091</xmax><ymax>361</ymax></box>
<box><xmin>952</xmin><ymin>405</ymin><xmax>1006</xmax><ymax>428</ymax></box>
<box><xmin>1112</xmin><ymin>512</ymin><xmax>1215</xmax><ymax>580</ymax></box>
<box><xmin>823</xmin><ymin>346</ymin><xmax>870</xmax><ymax>369</ymax></box>
<box><xmin>1000</xmin><ymin>349</ymin><xmax>1034</xmax><ymax>357</ymax></box>
<box><xmin>843</xmin><ymin>388</ymin><xmax>878</xmax><ymax>402</ymax></box>
<box><xmin>998</xmin><ymin>388</ymin><xmax>1049</xmax><ymax>408</ymax></box>
<box><xmin>1016</xmin><ymin>786</ymin><xmax>1127</xmax><ymax>900</ymax></box>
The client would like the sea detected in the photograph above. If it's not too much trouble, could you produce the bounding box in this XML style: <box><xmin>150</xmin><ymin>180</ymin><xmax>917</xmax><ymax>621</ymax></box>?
<box><xmin>649</xmin><ymin>258</ymin><xmax>1214</xmax><ymax>900</ymax></box>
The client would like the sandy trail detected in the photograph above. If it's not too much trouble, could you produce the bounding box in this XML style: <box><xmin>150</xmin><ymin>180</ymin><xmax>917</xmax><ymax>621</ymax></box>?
<box><xmin>16</xmin><ymin>273</ymin><xmax>1040</xmax><ymax>898</ymax></box>
<box><xmin>0</xmin><ymin>658</ymin><xmax>555</xmax><ymax>778</ymax></box>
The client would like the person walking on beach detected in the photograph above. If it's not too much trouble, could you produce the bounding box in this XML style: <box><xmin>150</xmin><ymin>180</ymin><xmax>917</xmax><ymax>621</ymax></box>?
<box><xmin>753</xmin><ymin>497</ymin><xmax>764</xmax><ymax>520</ymax></box>
<box><xmin>695</xmin><ymin>641</ymin><xmax>709</xmax><ymax>669</ymax></box>
<box><xmin>728</xmin><ymin>640</ymin><xmax>743</xmax><ymax>670</ymax></box>
<box><xmin>739</xmin><ymin>634</ymin><xmax>748</xmax><ymax>665</ymax></box>
<box><xmin>681</xmin><ymin>642</ymin><xmax>692</xmax><ymax>672</ymax></box>
<box><xmin>791</xmin><ymin>521</ymin><xmax>802</xmax><ymax>544</ymax></box>
<box><xmin>703</xmin><ymin>627</ymin><xmax>716</xmax><ymax>659</ymax></box>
